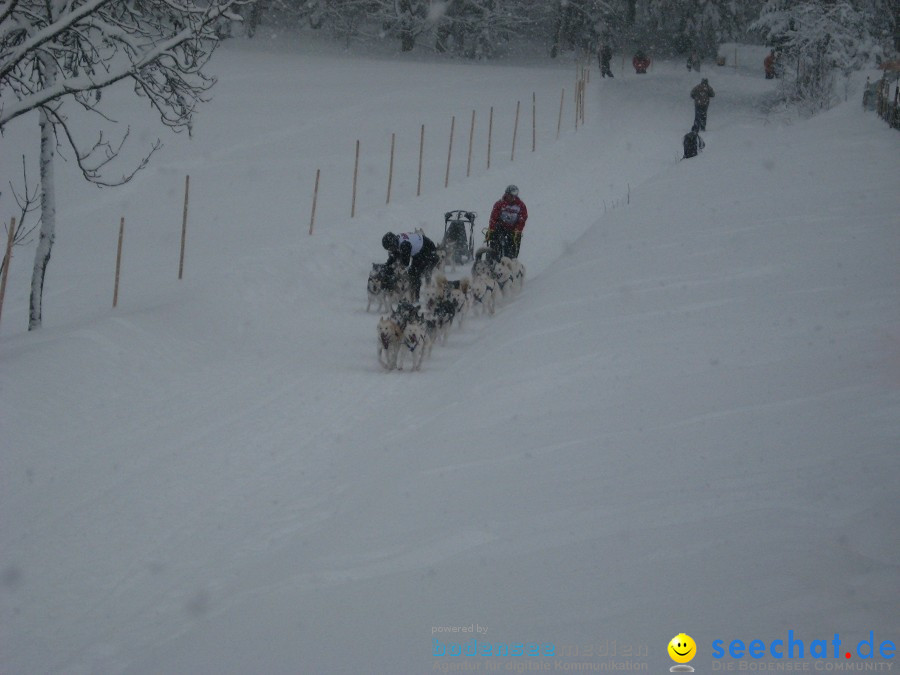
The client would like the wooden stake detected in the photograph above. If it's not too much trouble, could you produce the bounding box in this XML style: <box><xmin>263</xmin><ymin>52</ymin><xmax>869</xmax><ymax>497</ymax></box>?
<box><xmin>532</xmin><ymin>92</ymin><xmax>536</xmax><ymax>152</ymax></box>
<box><xmin>386</xmin><ymin>133</ymin><xmax>395</xmax><ymax>204</ymax></box>
<box><xmin>0</xmin><ymin>217</ymin><xmax>17</xmax><ymax>331</ymax></box>
<box><xmin>351</xmin><ymin>139</ymin><xmax>360</xmax><ymax>218</ymax></box>
<box><xmin>466</xmin><ymin>110</ymin><xmax>475</xmax><ymax>178</ymax></box>
<box><xmin>178</xmin><ymin>174</ymin><xmax>189</xmax><ymax>280</ymax></box>
<box><xmin>417</xmin><ymin>124</ymin><xmax>425</xmax><ymax>197</ymax></box>
<box><xmin>511</xmin><ymin>100</ymin><xmax>520</xmax><ymax>162</ymax></box>
<box><xmin>581</xmin><ymin>75</ymin><xmax>586</xmax><ymax>124</ymax></box>
<box><xmin>309</xmin><ymin>168</ymin><xmax>320</xmax><ymax>235</ymax></box>
<box><xmin>557</xmin><ymin>88</ymin><xmax>565</xmax><ymax>139</ymax></box>
<box><xmin>445</xmin><ymin>115</ymin><xmax>455</xmax><ymax>188</ymax></box>
<box><xmin>487</xmin><ymin>106</ymin><xmax>493</xmax><ymax>170</ymax></box>
<box><xmin>113</xmin><ymin>216</ymin><xmax>124</xmax><ymax>308</ymax></box>
<box><xmin>575</xmin><ymin>80</ymin><xmax>580</xmax><ymax>130</ymax></box>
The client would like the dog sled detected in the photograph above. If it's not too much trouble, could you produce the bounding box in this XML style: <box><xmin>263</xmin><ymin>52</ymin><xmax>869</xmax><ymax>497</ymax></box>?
<box><xmin>441</xmin><ymin>210</ymin><xmax>477</xmax><ymax>266</ymax></box>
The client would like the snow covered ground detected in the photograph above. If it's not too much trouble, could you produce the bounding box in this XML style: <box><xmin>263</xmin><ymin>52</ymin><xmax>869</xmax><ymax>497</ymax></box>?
<box><xmin>1</xmin><ymin>35</ymin><xmax>898</xmax><ymax>674</ymax></box>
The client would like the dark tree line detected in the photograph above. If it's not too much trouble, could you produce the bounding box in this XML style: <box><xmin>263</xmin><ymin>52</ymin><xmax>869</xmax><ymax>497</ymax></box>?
<box><xmin>247</xmin><ymin>0</ymin><xmax>896</xmax><ymax>66</ymax></box>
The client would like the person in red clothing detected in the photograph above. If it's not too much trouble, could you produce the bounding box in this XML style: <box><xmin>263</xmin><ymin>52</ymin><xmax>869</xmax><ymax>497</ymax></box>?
<box><xmin>632</xmin><ymin>49</ymin><xmax>651</xmax><ymax>74</ymax></box>
<box><xmin>764</xmin><ymin>50</ymin><xmax>777</xmax><ymax>79</ymax></box>
<box><xmin>488</xmin><ymin>184</ymin><xmax>528</xmax><ymax>259</ymax></box>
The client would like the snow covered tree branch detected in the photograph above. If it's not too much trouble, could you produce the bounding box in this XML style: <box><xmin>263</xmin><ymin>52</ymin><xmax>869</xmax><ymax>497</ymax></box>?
<box><xmin>753</xmin><ymin>0</ymin><xmax>894</xmax><ymax>112</ymax></box>
<box><xmin>0</xmin><ymin>0</ymin><xmax>254</xmax><ymax>330</ymax></box>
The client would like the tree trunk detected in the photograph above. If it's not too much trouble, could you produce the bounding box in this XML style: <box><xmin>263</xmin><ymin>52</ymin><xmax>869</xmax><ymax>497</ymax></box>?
<box><xmin>30</xmin><ymin>57</ymin><xmax>58</xmax><ymax>331</ymax></box>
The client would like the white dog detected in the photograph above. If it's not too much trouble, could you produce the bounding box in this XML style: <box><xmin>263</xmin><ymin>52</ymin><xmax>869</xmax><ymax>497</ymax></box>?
<box><xmin>398</xmin><ymin>320</ymin><xmax>428</xmax><ymax>371</ymax></box>
<box><xmin>491</xmin><ymin>258</ymin><xmax>515</xmax><ymax>298</ymax></box>
<box><xmin>468</xmin><ymin>274</ymin><xmax>496</xmax><ymax>315</ymax></box>
<box><xmin>499</xmin><ymin>256</ymin><xmax>525</xmax><ymax>294</ymax></box>
<box><xmin>377</xmin><ymin>316</ymin><xmax>403</xmax><ymax>370</ymax></box>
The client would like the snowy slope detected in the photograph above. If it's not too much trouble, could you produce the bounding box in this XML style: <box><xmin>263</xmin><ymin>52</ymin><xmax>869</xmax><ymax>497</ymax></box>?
<box><xmin>1</xmin><ymin>36</ymin><xmax>898</xmax><ymax>674</ymax></box>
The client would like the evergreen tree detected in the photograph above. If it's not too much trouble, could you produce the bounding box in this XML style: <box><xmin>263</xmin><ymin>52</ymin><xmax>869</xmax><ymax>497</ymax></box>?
<box><xmin>753</xmin><ymin>0</ymin><xmax>893</xmax><ymax>112</ymax></box>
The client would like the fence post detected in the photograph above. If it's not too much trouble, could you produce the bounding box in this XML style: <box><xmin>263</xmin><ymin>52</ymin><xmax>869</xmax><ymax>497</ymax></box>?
<box><xmin>575</xmin><ymin>79</ymin><xmax>580</xmax><ymax>130</ymax></box>
<box><xmin>445</xmin><ymin>115</ymin><xmax>455</xmax><ymax>188</ymax></box>
<box><xmin>178</xmin><ymin>175</ymin><xmax>189</xmax><ymax>280</ymax></box>
<box><xmin>532</xmin><ymin>92</ymin><xmax>536</xmax><ymax>152</ymax></box>
<box><xmin>466</xmin><ymin>110</ymin><xmax>476</xmax><ymax>178</ymax></box>
<box><xmin>487</xmin><ymin>106</ymin><xmax>493</xmax><ymax>170</ymax></box>
<box><xmin>351</xmin><ymin>139</ymin><xmax>360</xmax><ymax>218</ymax></box>
<box><xmin>557</xmin><ymin>88</ymin><xmax>565</xmax><ymax>139</ymax></box>
<box><xmin>417</xmin><ymin>124</ymin><xmax>425</xmax><ymax>197</ymax></box>
<box><xmin>511</xmin><ymin>100</ymin><xmax>520</xmax><ymax>162</ymax></box>
<box><xmin>0</xmin><ymin>217</ymin><xmax>17</xmax><ymax>331</ymax></box>
<box><xmin>386</xmin><ymin>133</ymin><xmax>395</xmax><ymax>204</ymax></box>
<box><xmin>309</xmin><ymin>168</ymin><xmax>320</xmax><ymax>235</ymax></box>
<box><xmin>113</xmin><ymin>216</ymin><xmax>125</xmax><ymax>308</ymax></box>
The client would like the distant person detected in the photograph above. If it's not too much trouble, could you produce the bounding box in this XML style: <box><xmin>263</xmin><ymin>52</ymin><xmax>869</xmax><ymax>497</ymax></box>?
<box><xmin>599</xmin><ymin>44</ymin><xmax>614</xmax><ymax>78</ymax></box>
<box><xmin>686</xmin><ymin>50</ymin><xmax>701</xmax><ymax>72</ymax></box>
<box><xmin>682</xmin><ymin>125</ymin><xmax>705</xmax><ymax>159</ymax></box>
<box><xmin>690</xmin><ymin>78</ymin><xmax>715</xmax><ymax>131</ymax></box>
<box><xmin>764</xmin><ymin>50</ymin><xmax>777</xmax><ymax>79</ymax></box>
<box><xmin>632</xmin><ymin>50</ymin><xmax>651</xmax><ymax>74</ymax></box>
<box><xmin>488</xmin><ymin>185</ymin><xmax>528</xmax><ymax>259</ymax></box>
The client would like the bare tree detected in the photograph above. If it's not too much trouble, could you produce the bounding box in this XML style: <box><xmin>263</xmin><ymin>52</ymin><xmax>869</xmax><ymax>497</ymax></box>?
<box><xmin>0</xmin><ymin>0</ymin><xmax>254</xmax><ymax>330</ymax></box>
<box><xmin>0</xmin><ymin>156</ymin><xmax>41</xmax><ymax>279</ymax></box>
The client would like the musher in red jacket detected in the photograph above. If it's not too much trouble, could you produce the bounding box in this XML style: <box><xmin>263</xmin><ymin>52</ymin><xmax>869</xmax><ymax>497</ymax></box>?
<box><xmin>488</xmin><ymin>185</ymin><xmax>528</xmax><ymax>259</ymax></box>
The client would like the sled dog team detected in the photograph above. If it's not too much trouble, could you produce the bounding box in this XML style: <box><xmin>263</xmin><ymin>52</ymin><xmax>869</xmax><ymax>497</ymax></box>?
<box><xmin>372</xmin><ymin>251</ymin><xmax>525</xmax><ymax>371</ymax></box>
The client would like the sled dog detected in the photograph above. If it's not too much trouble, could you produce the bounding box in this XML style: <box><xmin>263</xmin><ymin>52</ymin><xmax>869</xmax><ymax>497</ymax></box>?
<box><xmin>377</xmin><ymin>316</ymin><xmax>403</xmax><ymax>370</ymax></box>
<box><xmin>398</xmin><ymin>320</ymin><xmax>428</xmax><ymax>371</ymax></box>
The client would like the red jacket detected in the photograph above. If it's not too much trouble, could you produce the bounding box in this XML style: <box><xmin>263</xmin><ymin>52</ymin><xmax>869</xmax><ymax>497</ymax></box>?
<box><xmin>489</xmin><ymin>196</ymin><xmax>528</xmax><ymax>233</ymax></box>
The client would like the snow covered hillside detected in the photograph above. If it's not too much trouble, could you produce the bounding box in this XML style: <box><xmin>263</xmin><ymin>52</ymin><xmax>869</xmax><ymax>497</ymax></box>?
<box><xmin>1</xmin><ymin>36</ymin><xmax>898</xmax><ymax>674</ymax></box>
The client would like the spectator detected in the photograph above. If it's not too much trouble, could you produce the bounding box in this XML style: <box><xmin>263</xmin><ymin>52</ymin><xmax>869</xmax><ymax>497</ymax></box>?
<box><xmin>633</xmin><ymin>50</ymin><xmax>651</xmax><ymax>74</ymax></box>
<box><xmin>682</xmin><ymin>124</ymin><xmax>705</xmax><ymax>159</ymax></box>
<box><xmin>690</xmin><ymin>78</ymin><xmax>715</xmax><ymax>131</ymax></box>
<box><xmin>764</xmin><ymin>50</ymin><xmax>777</xmax><ymax>79</ymax></box>
<box><xmin>686</xmin><ymin>50</ymin><xmax>701</xmax><ymax>72</ymax></box>
<box><xmin>599</xmin><ymin>44</ymin><xmax>614</xmax><ymax>78</ymax></box>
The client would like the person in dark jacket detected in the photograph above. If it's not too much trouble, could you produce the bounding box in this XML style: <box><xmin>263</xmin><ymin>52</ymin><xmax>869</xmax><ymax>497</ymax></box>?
<box><xmin>488</xmin><ymin>185</ymin><xmax>528</xmax><ymax>259</ymax></box>
<box><xmin>599</xmin><ymin>44</ymin><xmax>614</xmax><ymax>78</ymax></box>
<box><xmin>382</xmin><ymin>231</ymin><xmax>440</xmax><ymax>300</ymax></box>
<box><xmin>690</xmin><ymin>78</ymin><xmax>715</xmax><ymax>131</ymax></box>
<box><xmin>682</xmin><ymin>124</ymin><xmax>705</xmax><ymax>159</ymax></box>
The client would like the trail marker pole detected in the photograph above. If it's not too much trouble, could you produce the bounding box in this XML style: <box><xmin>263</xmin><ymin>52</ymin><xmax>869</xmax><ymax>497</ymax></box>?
<box><xmin>386</xmin><ymin>133</ymin><xmax>395</xmax><ymax>204</ymax></box>
<box><xmin>417</xmin><ymin>124</ymin><xmax>425</xmax><ymax>197</ymax></box>
<box><xmin>487</xmin><ymin>106</ymin><xmax>494</xmax><ymax>170</ymax></box>
<box><xmin>445</xmin><ymin>115</ymin><xmax>455</xmax><ymax>188</ymax></box>
<box><xmin>309</xmin><ymin>168</ymin><xmax>320</xmax><ymax>235</ymax></box>
<box><xmin>466</xmin><ymin>110</ymin><xmax>475</xmax><ymax>178</ymax></box>
<box><xmin>113</xmin><ymin>217</ymin><xmax>125</xmax><ymax>308</ymax></box>
<box><xmin>511</xmin><ymin>101</ymin><xmax>520</xmax><ymax>162</ymax></box>
<box><xmin>178</xmin><ymin>175</ymin><xmax>189</xmax><ymax>280</ymax></box>
<box><xmin>0</xmin><ymin>217</ymin><xmax>17</xmax><ymax>330</ymax></box>
<box><xmin>351</xmin><ymin>139</ymin><xmax>360</xmax><ymax>217</ymax></box>
<box><xmin>557</xmin><ymin>88</ymin><xmax>565</xmax><ymax>139</ymax></box>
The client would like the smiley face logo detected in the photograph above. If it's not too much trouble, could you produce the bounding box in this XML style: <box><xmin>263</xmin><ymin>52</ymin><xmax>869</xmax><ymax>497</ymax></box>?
<box><xmin>668</xmin><ymin>633</ymin><xmax>696</xmax><ymax>664</ymax></box>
